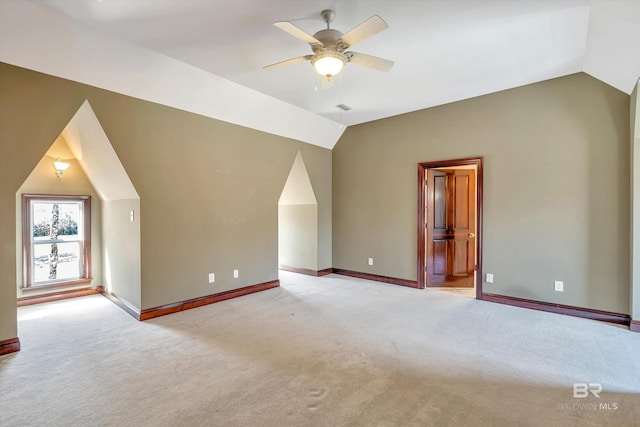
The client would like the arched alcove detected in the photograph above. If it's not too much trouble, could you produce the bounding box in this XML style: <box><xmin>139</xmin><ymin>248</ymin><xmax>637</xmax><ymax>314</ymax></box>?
<box><xmin>278</xmin><ymin>151</ymin><xmax>319</xmax><ymax>274</ymax></box>
<box><xmin>16</xmin><ymin>100</ymin><xmax>142</xmax><ymax>310</ymax></box>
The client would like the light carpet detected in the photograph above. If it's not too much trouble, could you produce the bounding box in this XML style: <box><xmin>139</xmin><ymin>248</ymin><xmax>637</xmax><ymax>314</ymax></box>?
<box><xmin>1</xmin><ymin>272</ymin><xmax>639</xmax><ymax>426</ymax></box>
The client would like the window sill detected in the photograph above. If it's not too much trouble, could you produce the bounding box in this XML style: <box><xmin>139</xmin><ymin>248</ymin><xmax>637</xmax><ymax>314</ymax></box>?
<box><xmin>21</xmin><ymin>278</ymin><xmax>94</xmax><ymax>293</ymax></box>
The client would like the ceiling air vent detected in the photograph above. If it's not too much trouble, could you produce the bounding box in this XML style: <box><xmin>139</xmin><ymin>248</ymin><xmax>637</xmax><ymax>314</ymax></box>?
<box><xmin>336</xmin><ymin>104</ymin><xmax>352</xmax><ymax>111</ymax></box>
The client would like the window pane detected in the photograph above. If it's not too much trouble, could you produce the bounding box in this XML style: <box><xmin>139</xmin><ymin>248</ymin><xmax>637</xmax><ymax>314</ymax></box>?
<box><xmin>32</xmin><ymin>202</ymin><xmax>82</xmax><ymax>241</ymax></box>
<box><xmin>33</xmin><ymin>242</ymin><xmax>81</xmax><ymax>284</ymax></box>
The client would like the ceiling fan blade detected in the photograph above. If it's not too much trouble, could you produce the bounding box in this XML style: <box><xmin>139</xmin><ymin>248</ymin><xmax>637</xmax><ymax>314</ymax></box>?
<box><xmin>273</xmin><ymin>21</ymin><xmax>322</xmax><ymax>45</ymax></box>
<box><xmin>346</xmin><ymin>52</ymin><xmax>394</xmax><ymax>72</ymax></box>
<box><xmin>341</xmin><ymin>15</ymin><xmax>388</xmax><ymax>47</ymax></box>
<box><xmin>263</xmin><ymin>55</ymin><xmax>312</xmax><ymax>70</ymax></box>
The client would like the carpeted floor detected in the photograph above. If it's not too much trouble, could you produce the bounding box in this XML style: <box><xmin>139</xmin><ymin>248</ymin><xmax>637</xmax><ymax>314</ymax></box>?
<box><xmin>1</xmin><ymin>272</ymin><xmax>639</xmax><ymax>426</ymax></box>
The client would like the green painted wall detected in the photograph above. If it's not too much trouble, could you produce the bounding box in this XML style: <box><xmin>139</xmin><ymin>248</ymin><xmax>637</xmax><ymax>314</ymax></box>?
<box><xmin>333</xmin><ymin>73</ymin><xmax>630</xmax><ymax>314</ymax></box>
<box><xmin>0</xmin><ymin>63</ymin><xmax>332</xmax><ymax>342</ymax></box>
<box><xmin>631</xmin><ymin>81</ymin><xmax>640</xmax><ymax>322</ymax></box>
<box><xmin>279</xmin><ymin>205</ymin><xmax>318</xmax><ymax>271</ymax></box>
<box><xmin>102</xmin><ymin>198</ymin><xmax>141</xmax><ymax>309</ymax></box>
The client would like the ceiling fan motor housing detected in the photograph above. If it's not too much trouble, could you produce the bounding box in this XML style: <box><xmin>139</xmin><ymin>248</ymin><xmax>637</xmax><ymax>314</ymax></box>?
<box><xmin>311</xmin><ymin>29</ymin><xmax>349</xmax><ymax>53</ymax></box>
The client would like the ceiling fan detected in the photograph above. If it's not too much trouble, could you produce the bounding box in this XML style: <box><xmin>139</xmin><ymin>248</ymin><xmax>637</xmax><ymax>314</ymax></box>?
<box><xmin>264</xmin><ymin>9</ymin><xmax>394</xmax><ymax>79</ymax></box>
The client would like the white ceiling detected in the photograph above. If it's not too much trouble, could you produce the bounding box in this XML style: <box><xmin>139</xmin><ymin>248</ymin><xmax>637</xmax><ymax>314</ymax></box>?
<box><xmin>3</xmin><ymin>0</ymin><xmax>640</xmax><ymax>148</ymax></box>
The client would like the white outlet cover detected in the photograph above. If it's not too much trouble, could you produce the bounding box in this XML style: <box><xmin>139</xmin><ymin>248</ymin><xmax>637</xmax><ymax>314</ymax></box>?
<box><xmin>234</xmin><ymin>270</ymin><xmax>239</xmax><ymax>278</ymax></box>
<box><xmin>555</xmin><ymin>280</ymin><xmax>564</xmax><ymax>291</ymax></box>
<box><xmin>208</xmin><ymin>273</ymin><xmax>215</xmax><ymax>283</ymax></box>
<box><xmin>368</xmin><ymin>258</ymin><xmax>373</xmax><ymax>266</ymax></box>
<box><xmin>485</xmin><ymin>273</ymin><xmax>494</xmax><ymax>284</ymax></box>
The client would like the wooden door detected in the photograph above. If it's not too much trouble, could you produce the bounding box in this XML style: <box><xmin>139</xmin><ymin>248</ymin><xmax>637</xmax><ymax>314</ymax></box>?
<box><xmin>426</xmin><ymin>169</ymin><xmax>476</xmax><ymax>287</ymax></box>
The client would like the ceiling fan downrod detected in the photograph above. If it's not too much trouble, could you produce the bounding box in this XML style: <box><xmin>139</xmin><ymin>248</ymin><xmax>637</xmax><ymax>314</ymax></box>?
<box><xmin>321</xmin><ymin>9</ymin><xmax>335</xmax><ymax>29</ymax></box>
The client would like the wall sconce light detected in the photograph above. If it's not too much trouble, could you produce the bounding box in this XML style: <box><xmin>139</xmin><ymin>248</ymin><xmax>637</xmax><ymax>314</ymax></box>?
<box><xmin>53</xmin><ymin>158</ymin><xmax>70</xmax><ymax>177</ymax></box>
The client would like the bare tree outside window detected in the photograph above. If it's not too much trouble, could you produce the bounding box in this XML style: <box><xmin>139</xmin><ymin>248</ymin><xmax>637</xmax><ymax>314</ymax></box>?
<box><xmin>49</xmin><ymin>203</ymin><xmax>59</xmax><ymax>280</ymax></box>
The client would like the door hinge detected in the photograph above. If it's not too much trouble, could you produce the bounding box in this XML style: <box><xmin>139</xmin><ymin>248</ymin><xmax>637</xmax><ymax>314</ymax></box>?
<box><xmin>424</xmin><ymin>266</ymin><xmax>428</xmax><ymax>272</ymax></box>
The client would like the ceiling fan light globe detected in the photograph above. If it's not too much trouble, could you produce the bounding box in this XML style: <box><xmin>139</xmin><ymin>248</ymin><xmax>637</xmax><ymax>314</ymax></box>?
<box><xmin>312</xmin><ymin>54</ymin><xmax>345</xmax><ymax>78</ymax></box>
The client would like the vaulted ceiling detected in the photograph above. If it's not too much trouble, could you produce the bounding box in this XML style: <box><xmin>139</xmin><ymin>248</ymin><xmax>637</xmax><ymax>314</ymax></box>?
<box><xmin>2</xmin><ymin>0</ymin><xmax>639</xmax><ymax>148</ymax></box>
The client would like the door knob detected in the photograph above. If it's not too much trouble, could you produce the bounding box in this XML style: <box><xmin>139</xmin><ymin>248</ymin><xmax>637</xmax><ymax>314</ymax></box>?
<box><xmin>468</xmin><ymin>232</ymin><xmax>476</xmax><ymax>238</ymax></box>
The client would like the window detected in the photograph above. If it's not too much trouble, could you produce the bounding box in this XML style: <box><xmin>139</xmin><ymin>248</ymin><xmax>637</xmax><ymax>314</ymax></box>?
<box><xmin>22</xmin><ymin>194</ymin><xmax>92</xmax><ymax>290</ymax></box>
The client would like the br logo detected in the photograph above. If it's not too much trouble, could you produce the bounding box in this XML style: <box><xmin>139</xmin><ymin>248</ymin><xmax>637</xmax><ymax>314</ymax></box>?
<box><xmin>573</xmin><ymin>383</ymin><xmax>602</xmax><ymax>398</ymax></box>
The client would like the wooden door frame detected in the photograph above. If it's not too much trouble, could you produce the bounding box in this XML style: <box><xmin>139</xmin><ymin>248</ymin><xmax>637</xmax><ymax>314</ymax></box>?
<box><xmin>418</xmin><ymin>157</ymin><xmax>484</xmax><ymax>299</ymax></box>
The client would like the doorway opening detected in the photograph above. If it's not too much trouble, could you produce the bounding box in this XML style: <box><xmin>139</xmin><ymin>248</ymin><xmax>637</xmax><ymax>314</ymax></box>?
<box><xmin>418</xmin><ymin>157</ymin><xmax>483</xmax><ymax>299</ymax></box>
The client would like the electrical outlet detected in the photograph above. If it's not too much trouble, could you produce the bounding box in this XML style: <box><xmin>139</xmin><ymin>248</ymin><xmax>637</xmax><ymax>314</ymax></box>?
<box><xmin>233</xmin><ymin>269</ymin><xmax>239</xmax><ymax>279</ymax></box>
<box><xmin>208</xmin><ymin>273</ymin><xmax>215</xmax><ymax>283</ymax></box>
<box><xmin>485</xmin><ymin>273</ymin><xmax>494</xmax><ymax>284</ymax></box>
<box><xmin>554</xmin><ymin>280</ymin><xmax>564</xmax><ymax>292</ymax></box>
<box><xmin>368</xmin><ymin>258</ymin><xmax>373</xmax><ymax>266</ymax></box>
